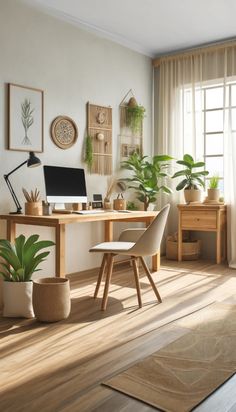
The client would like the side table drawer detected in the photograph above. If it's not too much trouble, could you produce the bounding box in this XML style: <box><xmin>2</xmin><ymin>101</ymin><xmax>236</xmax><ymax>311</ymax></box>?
<box><xmin>181</xmin><ymin>211</ymin><xmax>217</xmax><ymax>229</ymax></box>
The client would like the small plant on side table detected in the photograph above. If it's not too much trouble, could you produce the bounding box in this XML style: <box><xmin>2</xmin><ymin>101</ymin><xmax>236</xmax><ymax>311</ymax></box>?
<box><xmin>172</xmin><ymin>154</ymin><xmax>209</xmax><ymax>203</ymax></box>
<box><xmin>207</xmin><ymin>175</ymin><xmax>220</xmax><ymax>202</ymax></box>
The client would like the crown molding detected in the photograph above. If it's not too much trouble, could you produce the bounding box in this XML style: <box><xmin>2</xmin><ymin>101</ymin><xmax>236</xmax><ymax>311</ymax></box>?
<box><xmin>22</xmin><ymin>0</ymin><xmax>154</xmax><ymax>58</ymax></box>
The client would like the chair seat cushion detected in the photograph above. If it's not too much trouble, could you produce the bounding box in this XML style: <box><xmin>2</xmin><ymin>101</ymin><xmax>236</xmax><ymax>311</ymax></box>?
<box><xmin>90</xmin><ymin>241</ymin><xmax>135</xmax><ymax>253</ymax></box>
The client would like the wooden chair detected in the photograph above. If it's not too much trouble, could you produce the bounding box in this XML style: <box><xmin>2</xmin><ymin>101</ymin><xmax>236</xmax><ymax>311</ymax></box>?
<box><xmin>90</xmin><ymin>204</ymin><xmax>170</xmax><ymax>310</ymax></box>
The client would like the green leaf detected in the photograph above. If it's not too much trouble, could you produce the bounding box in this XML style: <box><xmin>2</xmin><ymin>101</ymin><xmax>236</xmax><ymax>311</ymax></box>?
<box><xmin>172</xmin><ymin>170</ymin><xmax>188</xmax><ymax>178</ymax></box>
<box><xmin>176</xmin><ymin>179</ymin><xmax>188</xmax><ymax>191</ymax></box>
<box><xmin>0</xmin><ymin>250</ymin><xmax>21</xmax><ymax>271</ymax></box>
<box><xmin>192</xmin><ymin>162</ymin><xmax>205</xmax><ymax>168</ymax></box>
<box><xmin>24</xmin><ymin>234</ymin><xmax>40</xmax><ymax>252</ymax></box>
<box><xmin>153</xmin><ymin>155</ymin><xmax>173</xmax><ymax>162</ymax></box>
<box><xmin>15</xmin><ymin>234</ymin><xmax>26</xmax><ymax>263</ymax></box>
<box><xmin>183</xmin><ymin>154</ymin><xmax>194</xmax><ymax>164</ymax></box>
<box><xmin>176</xmin><ymin>160</ymin><xmax>192</xmax><ymax>168</ymax></box>
<box><xmin>160</xmin><ymin>186</ymin><xmax>172</xmax><ymax>194</ymax></box>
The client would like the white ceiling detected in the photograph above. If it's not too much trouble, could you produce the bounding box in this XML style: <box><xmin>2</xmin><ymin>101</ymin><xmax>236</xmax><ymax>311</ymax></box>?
<box><xmin>28</xmin><ymin>0</ymin><xmax>236</xmax><ymax>57</ymax></box>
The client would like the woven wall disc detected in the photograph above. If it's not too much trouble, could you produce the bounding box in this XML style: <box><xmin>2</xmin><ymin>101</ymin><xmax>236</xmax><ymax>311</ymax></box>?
<box><xmin>51</xmin><ymin>116</ymin><xmax>78</xmax><ymax>149</ymax></box>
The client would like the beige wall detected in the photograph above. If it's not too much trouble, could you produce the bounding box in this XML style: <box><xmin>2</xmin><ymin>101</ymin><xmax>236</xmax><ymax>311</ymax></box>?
<box><xmin>0</xmin><ymin>0</ymin><xmax>153</xmax><ymax>281</ymax></box>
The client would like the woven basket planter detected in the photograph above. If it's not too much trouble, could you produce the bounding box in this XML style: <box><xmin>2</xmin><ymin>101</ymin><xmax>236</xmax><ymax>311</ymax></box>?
<box><xmin>33</xmin><ymin>278</ymin><xmax>71</xmax><ymax>322</ymax></box>
<box><xmin>166</xmin><ymin>239</ymin><xmax>201</xmax><ymax>261</ymax></box>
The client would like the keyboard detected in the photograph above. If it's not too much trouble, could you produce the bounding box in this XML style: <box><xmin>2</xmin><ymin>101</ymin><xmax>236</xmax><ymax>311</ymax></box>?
<box><xmin>74</xmin><ymin>210</ymin><xmax>106</xmax><ymax>215</ymax></box>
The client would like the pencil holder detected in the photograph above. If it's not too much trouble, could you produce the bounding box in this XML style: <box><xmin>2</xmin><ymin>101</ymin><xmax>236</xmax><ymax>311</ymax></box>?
<box><xmin>25</xmin><ymin>202</ymin><xmax>43</xmax><ymax>216</ymax></box>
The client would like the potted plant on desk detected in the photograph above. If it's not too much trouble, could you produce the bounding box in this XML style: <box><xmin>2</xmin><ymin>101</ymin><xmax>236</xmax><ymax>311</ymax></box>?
<box><xmin>0</xmin><ymin>234</ymin><xmax>54</xmax><ymax>318</ymax></box>
<box><xmin>172</xmin><ymin>154</ymin><xmax>209</xmax><ymax>203</ymax></box>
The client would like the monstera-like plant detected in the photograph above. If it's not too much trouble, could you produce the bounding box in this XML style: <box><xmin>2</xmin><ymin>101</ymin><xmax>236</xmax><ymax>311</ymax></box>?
<box><xmin>121</xmin><ymin>152</ymin><xmax>173</xmax><ymax>210</ymax></box>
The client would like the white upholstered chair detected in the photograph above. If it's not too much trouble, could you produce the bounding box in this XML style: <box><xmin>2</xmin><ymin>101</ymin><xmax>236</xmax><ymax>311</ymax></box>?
<box><xmin>90</xmin><ymin>204</ymin><xmax>170</xmax><ymax>310</ymax></box>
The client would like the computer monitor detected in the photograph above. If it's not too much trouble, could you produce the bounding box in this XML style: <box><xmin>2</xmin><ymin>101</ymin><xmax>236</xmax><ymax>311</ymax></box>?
<box><xmin>43</xmin><ymin>166</ymin><xmax>87</xmax><ymax>207</ymax></box>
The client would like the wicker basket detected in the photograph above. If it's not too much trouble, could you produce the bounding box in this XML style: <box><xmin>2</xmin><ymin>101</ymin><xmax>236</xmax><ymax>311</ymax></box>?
<box><xmin>166</xmin><ymin>238</ymin><xmax>201</xmax><ymax>261</ymax></box>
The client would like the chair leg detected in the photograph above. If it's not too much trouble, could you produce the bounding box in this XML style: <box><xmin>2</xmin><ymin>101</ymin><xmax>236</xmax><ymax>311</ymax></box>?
<box><xmin>94</xmin><ymin>253</ymin><xmax>108</xmax><ymax>298</ymax></box>
<box><xmin>101</xmin><ymin>254</ymin><xmax>115</xmax><ymax>311</ymax></box>
<box><xmin>140</xmin><ymin>257</ymin><xmax>162</xmax><ymax>303</ymax></box>
<box><xmin>132</xmin><ymin>257</ymin><xmax>142</xmax><ymax>308</ymax></box>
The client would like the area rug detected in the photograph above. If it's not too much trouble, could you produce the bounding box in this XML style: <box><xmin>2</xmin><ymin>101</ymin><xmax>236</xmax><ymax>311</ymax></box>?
<box><xmin>104</xmin><ymin>302</ymin><xmax>236</xmax><ymax>412</ymax></box>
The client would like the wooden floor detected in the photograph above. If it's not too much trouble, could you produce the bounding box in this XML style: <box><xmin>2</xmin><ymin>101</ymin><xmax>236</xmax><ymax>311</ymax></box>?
<box><xmin>1</xmin><ymin>259</ymin><xmax>236</xmax><ymax>412</ymax></box>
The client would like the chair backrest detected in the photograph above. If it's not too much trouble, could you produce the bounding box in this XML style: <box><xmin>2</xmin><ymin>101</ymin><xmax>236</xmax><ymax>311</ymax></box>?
<box><xmin>129</xmin><ymin>204</ymin><xmax>170</xmax><ymax>257</ymax></box>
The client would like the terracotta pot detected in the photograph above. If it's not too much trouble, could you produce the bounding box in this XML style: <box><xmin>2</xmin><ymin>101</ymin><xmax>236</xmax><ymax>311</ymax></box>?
<box><xmin>207</xmin><ymin>188</ymin><xmax>220</xmax><ymax>201</ymax></box>
<box><xmin>3</xmin><ymin>281</ymin><xmax>34</xmax><ymax>318</ymax></box>
<box><xmin>33</xmin><ymin>278</ymin><xmax>71</xmax><ymax>322</ymax></box>
<box><xmin>184</xmin><ymin>189</ymin><xmax>201</xmax><ymax>203</ymax></box>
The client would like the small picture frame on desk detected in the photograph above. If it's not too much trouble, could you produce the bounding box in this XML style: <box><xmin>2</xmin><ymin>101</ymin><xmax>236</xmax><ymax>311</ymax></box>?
<box><xmin>8</xmin><ymin>83</ymin><xmax>44</xmax><ymax>152</ymax></box>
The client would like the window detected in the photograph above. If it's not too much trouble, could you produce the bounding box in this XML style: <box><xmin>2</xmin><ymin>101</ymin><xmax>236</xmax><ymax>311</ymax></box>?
<box><xmin>183</xmin><ymin>81</ymin><xmax>236</xmax><ymax>195</ymax></box>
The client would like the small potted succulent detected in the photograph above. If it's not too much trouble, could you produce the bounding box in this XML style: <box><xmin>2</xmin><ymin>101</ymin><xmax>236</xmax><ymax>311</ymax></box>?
<box><xmin>172</xmin><ymin>154</ymin><xmax>209</xmax><ymax>203</ymax></box>
<box><xmin>0</xmin><ymin>234</ymin><xmax>54</xmax><ymax>318</ymax></box>
<box><xmin>207</xmin><ymin>175</ymin><xmax>220</xmax><ymax>202</ymax></box>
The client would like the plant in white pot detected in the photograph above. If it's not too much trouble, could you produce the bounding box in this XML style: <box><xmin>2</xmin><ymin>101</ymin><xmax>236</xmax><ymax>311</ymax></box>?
<box><xmin>172</xmin><ymin>154</ymin><xmax>209</xmax><ymax>203</ymax></box>
<box><xmin>207</xmin><ymin>175</ymin><xmax>220</xmax><ymax>202</ymax></box>
<box><xmin>0</xmin><ymin>234</ymin><xmax>54</xmax><ymax>318</ymax></box>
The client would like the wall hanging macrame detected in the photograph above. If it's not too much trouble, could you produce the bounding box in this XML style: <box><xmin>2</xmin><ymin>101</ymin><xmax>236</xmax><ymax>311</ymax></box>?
<box><xmin>87</xmin><ymin>102</ymin><xmax>112</xmax><ymax>175</ymax></box>
<box><xmin>119</xmin><ymin>89</ymin><xmax>143</xmax><ymax>162</ymax></box>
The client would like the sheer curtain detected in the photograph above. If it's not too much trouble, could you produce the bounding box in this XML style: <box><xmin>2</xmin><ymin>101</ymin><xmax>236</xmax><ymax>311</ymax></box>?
<box><xmin>154</xmin><ymin>43</ymin><xmax>236</xmax><ymax>267</ymax></box>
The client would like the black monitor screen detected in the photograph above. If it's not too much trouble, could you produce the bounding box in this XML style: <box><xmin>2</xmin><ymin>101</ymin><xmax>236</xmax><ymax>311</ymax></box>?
<box><xmin>43</xmin><ymin>166</ymin><xmax>87</xmax><ymax>202</ymax></box>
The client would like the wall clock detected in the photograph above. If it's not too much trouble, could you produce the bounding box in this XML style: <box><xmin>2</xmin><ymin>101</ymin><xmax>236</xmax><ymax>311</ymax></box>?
<box><xmin>50</xmin><ymin>116</ymin><xmax>78</xmax><ymax>149</ymax></box>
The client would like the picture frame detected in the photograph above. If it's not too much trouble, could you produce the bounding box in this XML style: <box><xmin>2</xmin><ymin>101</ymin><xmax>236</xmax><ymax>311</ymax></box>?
<box><xmin>121</xmin><ymin>143</ymin><xmax>141</xmax><ymax>159</ymax></box>
<box><xmin>8</xmin><ymin>83</ymin><xmax>44</xmax><ymax>152</ymax></box>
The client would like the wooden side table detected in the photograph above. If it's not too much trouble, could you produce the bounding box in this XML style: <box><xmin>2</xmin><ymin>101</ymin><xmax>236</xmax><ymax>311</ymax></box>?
<box><xmin>178</xmin><ymin>204</ymin><xmax>227</xmax><ymax>264</ymax></box>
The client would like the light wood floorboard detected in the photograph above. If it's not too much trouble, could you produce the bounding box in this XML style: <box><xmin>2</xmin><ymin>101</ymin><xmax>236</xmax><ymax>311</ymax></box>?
<box><xmin>1</xmin><ymin>259</ymin><xmax>236</xmax><ymax>411</ymax></box>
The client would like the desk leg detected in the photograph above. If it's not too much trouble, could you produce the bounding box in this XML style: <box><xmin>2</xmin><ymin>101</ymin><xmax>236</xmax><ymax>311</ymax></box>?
<box><xmin>146</xmin><ymin>218</ymin><xmax>160</xmax><ymax>272</ymax></box>
<box><xmin>55</xmin><ymin>224</ymin><xmax>65</xmax><ymax>277</ymax></box>
<box><xmin>223</xmin><ymin>224</ymin><xmax>227</xmax><ymax>262</ymax></box>
<box><xmin>216</xmin><ymin>227</ymin><xmax>221</xmax><ymax>264</ymax></box>
<box><xmin>178</xmin><ymin>212</ymin><xmax>182</xmax><ymax>261</ymax></box>
<box><xmin>6</xmin><ymin>220</ymin><xmax>16</xmax><ymax>243</ymax></box>
<box><xmin>105</xmin><ymin>220</ymin><xmax>113</xmax><ymax>242</ymax></box>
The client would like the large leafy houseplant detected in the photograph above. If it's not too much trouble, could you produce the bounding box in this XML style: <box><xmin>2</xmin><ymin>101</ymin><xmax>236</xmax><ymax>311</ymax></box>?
<box><xmin>0</xmin><ymin>234</ymin><xmax>55</xmax><ymax>282</ymax></box>
<box><xmin>121</xmin><ymin>152</ymin><xmax>173</xmax><ymax>211</ymax></box>
<box><xmin>172</xmin><ymin>154</ymin><xmax>209</xmax><ymax>202</ymax></box>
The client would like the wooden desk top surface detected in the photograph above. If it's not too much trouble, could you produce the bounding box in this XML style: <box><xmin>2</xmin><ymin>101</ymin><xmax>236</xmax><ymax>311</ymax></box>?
<box><xmin>0</xmin><ymin>210</ymin><xmax>158</xmax><ymax>226</ymax></box>
<box><xmin>178</xmin><ymin>203</ymin><xmax>226</xmax><ymax>211</ymax></box>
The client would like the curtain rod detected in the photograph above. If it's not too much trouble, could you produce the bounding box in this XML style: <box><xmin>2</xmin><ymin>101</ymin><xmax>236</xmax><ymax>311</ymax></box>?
<box><xmin>153</xmin><ymin>38</ymin><xmax>236</xmax><ymax>67</ymax></box>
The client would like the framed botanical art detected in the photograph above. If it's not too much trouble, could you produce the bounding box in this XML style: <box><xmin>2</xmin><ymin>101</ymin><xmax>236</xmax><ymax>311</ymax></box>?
<box><xmin>8</xmin><ymin>83</ymin><xmax>44</xmax><ymax>152</ymax></box>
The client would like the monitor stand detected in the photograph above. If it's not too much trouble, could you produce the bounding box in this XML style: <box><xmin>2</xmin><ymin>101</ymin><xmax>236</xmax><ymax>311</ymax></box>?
<box><xmin>52</xmin><ymin>203</ymin><xmax>72</xmax><ymax>214</ymax></box>
<box><xmin>54</xmin><ymin>203</ymin><xmax>66</xmax><ymax>211</ymax></box>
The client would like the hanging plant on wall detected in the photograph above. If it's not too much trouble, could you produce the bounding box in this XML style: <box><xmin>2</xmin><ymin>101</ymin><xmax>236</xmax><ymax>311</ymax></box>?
<box><xmin>85</xmin><ymin>135</ymin><xmax>93</xmax><ymax>172</ymax></box>
<box><xmin>126</xmin><ymin>97</ymin><xmax>145</xmax><ymax>134</ymax></box>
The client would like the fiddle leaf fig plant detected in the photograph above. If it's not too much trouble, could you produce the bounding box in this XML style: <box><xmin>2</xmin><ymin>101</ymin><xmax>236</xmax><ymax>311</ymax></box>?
<box><xmin>0</xmin><ymin>234</ymin><xmax>55</xmax><ymax>282</ymax></box>
<box><xmin>172</xmin><ymin>154</ymin><xmax>209</xmax><ymax>191</ymax></box>
<box><xmin>121</xmin><ymin>152</ymin><xmax>173</xmax><ymax>211</ymax></box>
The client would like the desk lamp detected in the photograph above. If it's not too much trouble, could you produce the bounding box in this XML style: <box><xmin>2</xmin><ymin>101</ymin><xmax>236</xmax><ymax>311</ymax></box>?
<box><xmin>4</xmin><ymin>152</ymin><xmax>41</xmax><ymax>214</ymax></box>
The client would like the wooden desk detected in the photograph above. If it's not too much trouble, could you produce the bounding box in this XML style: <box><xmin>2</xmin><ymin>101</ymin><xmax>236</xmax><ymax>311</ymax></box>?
<box><xmin>178</xmin><ymin>204</ymin><xmax>227</xmax><ymax>264</ymax></box>
<box><xmin>0</xmin><ymin>211</ymin><xmax>159</xmax><ymax>277</ymax></box>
